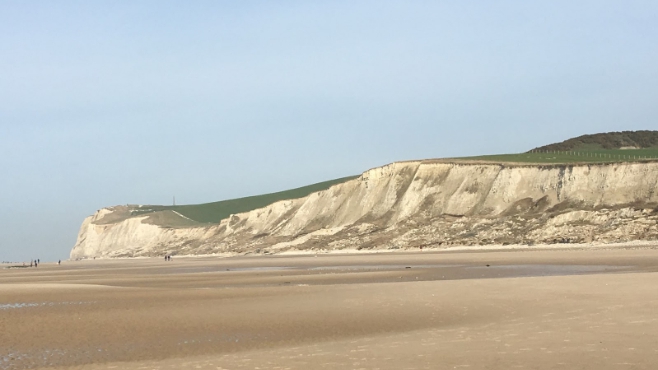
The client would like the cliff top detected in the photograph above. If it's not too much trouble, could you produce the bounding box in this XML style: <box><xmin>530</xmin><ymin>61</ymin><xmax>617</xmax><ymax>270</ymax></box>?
<box><xmin>91</xmin><ymin>130</ymin><xmax>658</xmax><ymax>228</ymax></box>
<box><xmin>94</xmin><ymin>176</ymin><xmax>358</xmax><ymax>227</ymax></box>
<box><xmin>450</xmin><ymin>131</ymin><xmax>658</xmax><ymax>164</ymax></box>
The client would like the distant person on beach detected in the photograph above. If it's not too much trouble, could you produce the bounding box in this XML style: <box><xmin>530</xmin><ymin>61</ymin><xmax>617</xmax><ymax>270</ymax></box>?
<box><xmin>30</xmin><ymin>260</ymin><xmax>33</xmax><ymax>267</ymax></box>
<box><xmin>58</xmin><ymin>260</ymin><xmax>61</xmax><ymax>265</ymax></box>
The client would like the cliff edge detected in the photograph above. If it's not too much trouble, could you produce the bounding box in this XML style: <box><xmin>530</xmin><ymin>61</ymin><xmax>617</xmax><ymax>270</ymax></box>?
<box><xmin>70</xmin><ymin>160</ymin><xmax>658</xmax><ymax>259</ymax></box>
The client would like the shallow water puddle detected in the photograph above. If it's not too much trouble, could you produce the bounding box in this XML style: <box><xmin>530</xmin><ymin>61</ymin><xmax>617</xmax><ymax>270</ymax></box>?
<box><xmin>0</xmin><ymin>301</ymin><xmax>94</xmax><ymax>310</ymax></box>
<box><xmin>466</xmin><ymin>264</ymin><xmax>630</xmax><ymax>277</ymax></box>
<box><xmin>309</xmin><ymin>264</ymin><xmax>460</xmax><ymax>271</ymax></box>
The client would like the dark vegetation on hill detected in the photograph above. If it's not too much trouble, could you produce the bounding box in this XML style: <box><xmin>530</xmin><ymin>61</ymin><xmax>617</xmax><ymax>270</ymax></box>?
<box><xmin>531</xmin><ymin>130</ymin><xmax>658</xmax><ymax>152</ymax></box>
<box><xmin>454</xmin><ymin>130</ymin><xmax>658</xmax><ymax>164</ymax></box>
<box><xmin>131</xmin><ymin>176</ymin><xmax>358</xmax><ymax>224</ymax></box>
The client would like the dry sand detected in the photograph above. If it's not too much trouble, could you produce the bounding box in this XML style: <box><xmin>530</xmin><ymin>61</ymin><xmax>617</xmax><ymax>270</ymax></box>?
<box><xmin>3</xmin><ymin>247</ymin><xmax>658</xmax><ymax>369</ymax></box>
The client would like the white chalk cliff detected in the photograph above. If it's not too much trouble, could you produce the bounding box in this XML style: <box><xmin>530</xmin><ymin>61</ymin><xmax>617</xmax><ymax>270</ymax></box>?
<box><xmin>70</xmin><ymin>160</ymin><xmax>658</xmax><ymax>259</ymax></box>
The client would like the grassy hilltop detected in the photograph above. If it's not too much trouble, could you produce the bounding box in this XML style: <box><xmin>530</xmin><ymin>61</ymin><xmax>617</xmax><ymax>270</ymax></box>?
<box><xmin>533</xmin><ymin>130</ymin><xmax>658</xmax><ymax>151</ymax></box>
<box><xmin>127</xmin><ymin>176</ymin><xmax>358</xmax><ymax>226</ymax></box>
<box><xmin>118</xmin><ymin>130</ymin><xmax>658</xmax><ymax>227</ymax></box>
<box><xmin>455</xmin><ymin>130</ymin><xmax>658</xmax><ymax>164</ymax></box>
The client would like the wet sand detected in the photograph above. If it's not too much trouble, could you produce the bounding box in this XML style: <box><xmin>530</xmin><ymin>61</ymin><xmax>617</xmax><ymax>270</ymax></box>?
<box><xmin>3</xmin><ymin>247</ymin><xmax>658</xmax><ymax>369</ymax></box>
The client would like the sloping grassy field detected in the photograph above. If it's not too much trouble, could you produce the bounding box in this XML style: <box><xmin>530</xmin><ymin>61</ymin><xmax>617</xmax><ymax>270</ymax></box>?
<box><xmin>119</xmin><ymin>131</ymin><xmax>658</xmax><ymax>227</ymax></box>
<box><xmin>130</xmin><ymin>176</ymin><xmax>358</xmax><ymax>225</ymax></box>
<box><xmin>456</xmin><ymin>147</ymin><xmax>658</xmax><ymax>164</ymax></box>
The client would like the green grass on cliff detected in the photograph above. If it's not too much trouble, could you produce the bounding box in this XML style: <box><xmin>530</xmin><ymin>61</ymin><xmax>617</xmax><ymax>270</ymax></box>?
<box><xmin>456</xmin><ymin>148</ymin><xmax>658</xmax><ymax>164</ymax></box>
<box><xmin>113</xmin><ymin>131</ymin><xmax>658</xmax><ymax>227</ymax></box>
<box><xmin>533</xmin><ymin>130</ymin><xmax>658</xmax><ymax>151</ymax></box>
<box><xmin>130</xmin><ymin>176</ymin><xmax>358</xmax><ymax>225</ymax></box>
<box><xmin>455</xmin><ymin>131</ymin><xmax>658</xmax><ymax>164</ymax></box>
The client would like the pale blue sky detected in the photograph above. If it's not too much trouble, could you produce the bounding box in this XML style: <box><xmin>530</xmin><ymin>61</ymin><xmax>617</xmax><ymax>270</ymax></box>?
<box><xmin>1</xmin><ymin>1</ymin><xmax>657</xmax><ymax>261</ymax></box>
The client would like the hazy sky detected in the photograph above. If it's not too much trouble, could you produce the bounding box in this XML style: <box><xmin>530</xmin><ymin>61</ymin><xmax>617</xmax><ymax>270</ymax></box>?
<box><xmin>1</xmin><ymin>1</ymin><xmax>657</xmax><ymax>262</ymax></box>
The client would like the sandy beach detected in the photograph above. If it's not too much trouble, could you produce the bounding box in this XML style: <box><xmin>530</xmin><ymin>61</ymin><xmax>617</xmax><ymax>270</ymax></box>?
<box><xmin>3</xmin><ymin>246</ymin><xmax>658</xmax><ymax>369</ymax></box>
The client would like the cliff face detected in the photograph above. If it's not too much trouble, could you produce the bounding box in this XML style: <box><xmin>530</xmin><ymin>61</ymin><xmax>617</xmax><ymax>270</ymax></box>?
<box><xmin>70</xmin><ymin>161</ymin><xmax>658</xmax><ymax>259</ymax></box>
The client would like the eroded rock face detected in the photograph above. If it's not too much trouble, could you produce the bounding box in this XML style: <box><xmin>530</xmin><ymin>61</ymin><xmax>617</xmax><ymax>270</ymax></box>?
<box><xmin>70</xmin><ymin>161</ymin><xmax>658</xmax><ymax>259</ymax></box>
